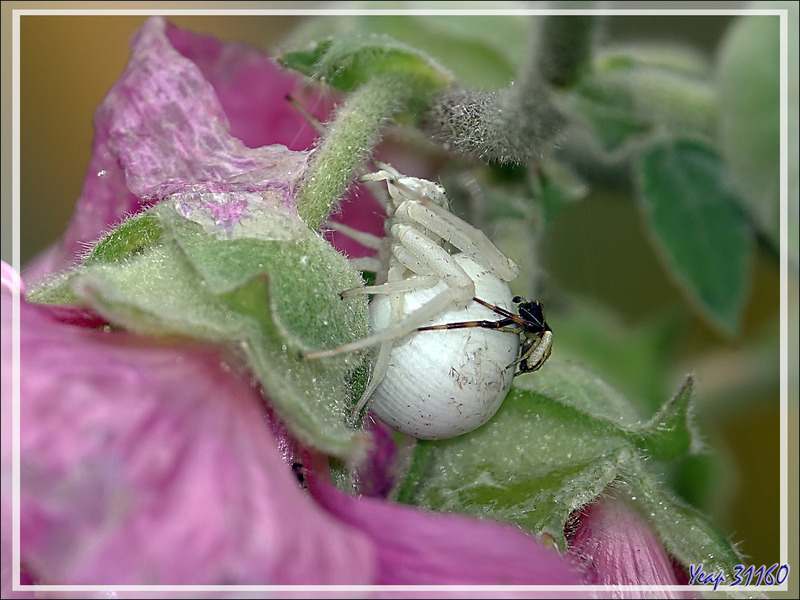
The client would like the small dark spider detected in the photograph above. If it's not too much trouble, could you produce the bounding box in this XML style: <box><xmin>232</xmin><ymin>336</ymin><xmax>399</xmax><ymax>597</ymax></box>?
<box><xmin>417</xmin><ymin>296</ymin><xmax>553</xmax><ymax>375</ymax></box>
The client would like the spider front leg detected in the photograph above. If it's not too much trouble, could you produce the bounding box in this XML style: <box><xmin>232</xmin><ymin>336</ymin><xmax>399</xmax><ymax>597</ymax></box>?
<box><xmin>359</xmin><ymin>164</ymin><xmax>450</xmax><ymax>212</ymax></box>
<box><xmin>394</xmin><ymin>199</ymin><xmax>519</xmax><ymax>282</ymax></box>
<box><xmin>323</xmin><ymin>220</ymin><xmax>386</xmax><ymax>274</ymax></box>
<box><xmin>417</xmin><ymin>313</ymin><xmax>522</xmax><ymax>335</ymax></box>
<box><xmin>302</xmin><ymin>226</ymin><xmax>476</xmax><ymax>359</ymax></box>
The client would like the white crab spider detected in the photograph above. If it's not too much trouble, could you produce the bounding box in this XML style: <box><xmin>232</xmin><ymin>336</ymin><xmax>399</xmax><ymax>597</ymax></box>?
<box><xmin>305</xmin><ymin>163</ymin><xmax>521</xmax><ymax>439</ymax></box>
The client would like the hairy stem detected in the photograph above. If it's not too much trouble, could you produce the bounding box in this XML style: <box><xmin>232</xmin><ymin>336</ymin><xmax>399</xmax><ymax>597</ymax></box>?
<box><xmin>297</xmin><ymin>75</ymin><xmax>413</xmax><ymax>229</ymax></box>
<box><xmin>422</xmin><ymin>14</ymin><xmax>596</xmax><ymax>165</ymax></box>
<box><xmin>536</xmin><ymin>14</ymin><xmax>599</xmax><ymax>88</ymax></box>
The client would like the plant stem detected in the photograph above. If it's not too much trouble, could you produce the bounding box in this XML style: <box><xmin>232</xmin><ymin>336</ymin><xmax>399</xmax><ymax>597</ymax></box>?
<box><xmin>297</xmin><ymin>75</ymin><xmax>413</xmax><ymax>229</ymax></box>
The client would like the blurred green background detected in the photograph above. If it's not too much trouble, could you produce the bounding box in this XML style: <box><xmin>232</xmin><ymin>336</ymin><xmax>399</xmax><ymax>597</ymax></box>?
<box><xmin>4</xmin><ymin>2</ymin><xmax>796</xmax><ymax>580</ymax></box>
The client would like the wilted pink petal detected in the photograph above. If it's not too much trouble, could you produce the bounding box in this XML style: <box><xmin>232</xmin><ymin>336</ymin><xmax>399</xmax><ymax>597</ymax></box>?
<box><xmin>55</xmin><ymin>16</ymin><xmax>313</xmax><ymax>273</ymax></box>
<box><xmin>569</xmin><ymin>495</ymin><xmax>696</xmax><ymax>598</ymax></box>
<box><xmin>309</xmin><ymin>476</ymin><xmax>586</xmax><ymax>592</ymax></box>
<box><xmin>1</xmin><ymin>271</ymin><xmax>376</xmax><ymax>585</ymax></box>
<box><xmin>164</xmin><ymin>21</ymin><xmax>332</xmax><ymax>152</ymax></box>
<box><xmin>354</xmin><ymin>413</ymin><xmax>399</xmax><ymax>498</ymax></box>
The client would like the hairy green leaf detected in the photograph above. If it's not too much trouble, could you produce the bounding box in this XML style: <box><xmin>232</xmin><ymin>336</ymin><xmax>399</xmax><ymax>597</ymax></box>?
<box><xmin>283</xmin><ymin>13</ymin><xmax>526</xmax><ymax>89</ymax></box>
<box><xmin>637</xmin><ymin>139</ymin><xmax>752</xmax><ymax>336</ymax></box>
<box><xmin>28</xmin><ymin>199</ymin><xmax>371</xmax><ymax>462</ymax></box>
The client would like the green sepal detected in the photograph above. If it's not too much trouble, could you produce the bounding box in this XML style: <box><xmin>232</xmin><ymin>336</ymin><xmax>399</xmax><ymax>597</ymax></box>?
<box><xmin>516</xmin><ymin>364</ymin><xmax>697</xmax><ymax>461</ymax></box>
<box><xmin>396</xmin><ymin>362</ymin><xmax>701</xmax><ymax>549</ymax></box>
<box><xmin>616</xmin><ymin>453</ymin><xmax>743</xmax><ymax>582</ymax></box>
<box><xmin>628</xmin><ymin>376</ymin><xmax>696</xmax><ymax>460</ymax></box>
<box><xmin>83</xmin><ymin>212</ymin><xmax>164</xmax><ymax>265</ymax></box>
<box><xmin>27</xmin><ymin>199</ymin><xmax>372</xmax><ymax>462</ymax></box>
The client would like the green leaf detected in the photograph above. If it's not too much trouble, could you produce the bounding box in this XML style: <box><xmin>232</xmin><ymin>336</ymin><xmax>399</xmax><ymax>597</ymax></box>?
<box><xmin>28</xmin><ymin>198</ymin><xmax>371</xmax><ymax>462</ymax></box>
<box><xmin>278</xmin><ymin>33</ymin><xmax>453</xmax><ymax>95</ymax></box>
<box><xmin>717</xmin><ymin>13</ymin><xmax>783</xmax><ymax>253</ymax></box>
<box><xmin>636</xmin><ymin>139</ymin><xmax>752</xmax><ymax>337</ymax></box>
<box><xmin>566</xmin><ymin>51</ymin><xmax>717</xmax><ymax>152</ymax></box>
<box><xmin>283</xmin><ymin>12</ymin><xmax>526</xmax><ymax>89</ymax></box>
<box><xmin>396</xmin><ymin>362</ymin><xmax>699</xmax><ymax>549</ymax></box>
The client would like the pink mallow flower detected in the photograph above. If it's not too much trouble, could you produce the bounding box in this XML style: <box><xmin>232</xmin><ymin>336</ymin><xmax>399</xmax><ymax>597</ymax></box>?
<box><xmin>2</xmin><ymin>15</ymin><xmax>689</xmax><ymax>596</ymax></box>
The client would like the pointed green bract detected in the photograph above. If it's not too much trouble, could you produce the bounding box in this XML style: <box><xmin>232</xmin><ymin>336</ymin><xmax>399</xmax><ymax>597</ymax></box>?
<box><xmin>83</xmin><ymin>212</ymin><xmax>164</xmax><ymax>265</ymax></box>
<box><xmin>636</xmin><ymin>139</ymin><xmax>752</xmax><ymax>337</ymax></box>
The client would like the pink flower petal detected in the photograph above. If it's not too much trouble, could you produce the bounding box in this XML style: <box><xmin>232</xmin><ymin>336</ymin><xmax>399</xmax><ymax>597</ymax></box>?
<box><xmin>569</xmin><ymin>495</ymin><xmax>697</xmax><ymax>598</ymax></box>
<box><xmin>164</xmin><ymin>21</ymin><xmax>333</xmax><ymax>152</ymax></box>
<box><xmin>354</xmin><ymin>413</ymin><xmax>400</xmax><ymax>498</ymax></box>
<box><xmin>55</xmin><ymin>16</ymin><xmax>313</xmax><ymax>273</ymax></box>
<box><xmin>309</xmin><ymin>476</ymin><xmax>586</xmax><ymax>590</ymax></box>
<box><xmin>2</xmin><ymin>277</ymin><xmax>376</xmax><ymax>585</ymax></box>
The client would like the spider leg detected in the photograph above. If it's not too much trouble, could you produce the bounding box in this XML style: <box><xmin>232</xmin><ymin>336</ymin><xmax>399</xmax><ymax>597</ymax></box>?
<box><xmin>359</xmin><ymin>170</ymin><xmax>399</xmax><ymax>185</ymax></box>
<box><xmin>325</xmin><ymin>220</ymin><xmax>384</xmax><ymax>250</ymax></box>
<box><xmin>351</xmin><ymin>339</ymin><xmax>393</xmax><ymax>419</ymax></box>
<box><xmin>394</xmin><ymin>200</ymin><xmax>519</xmax><ymax>282</ymax></box>
<box><xmin>472</xmin><ymin>297</ymin><xmax>531</xmax><ymax>326</ymax></box>
<box><xmin>302</xmin><ymin>287</ymin><xmax>467</xmax><ymax>359</ymax></box>
<box><xmin>340</xmin><ymin>275</ymin><xmax>439</xmax><ymax>298</ymax></box>
<box><xmin>417</xmin><ymin>318</ymin><xmax>519</xmax><ymax>332</ymax></box>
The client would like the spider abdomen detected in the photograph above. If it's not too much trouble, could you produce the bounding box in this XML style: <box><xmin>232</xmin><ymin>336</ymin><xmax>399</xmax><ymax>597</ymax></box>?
<box><xmin>368</xmin><ymin>254</ymin><xmax>519</xmax><ymax>439</ymax></box>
